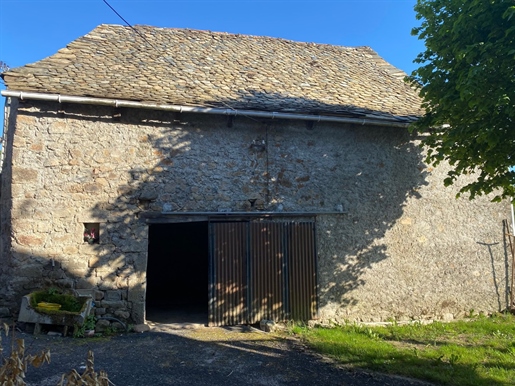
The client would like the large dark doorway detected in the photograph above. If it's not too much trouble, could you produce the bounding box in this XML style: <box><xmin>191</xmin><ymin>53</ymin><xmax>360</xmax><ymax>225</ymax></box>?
<box><xmin>146</xmin><ymin>221</ymin><xmax>209</xmax><ymax>324</ymax></box>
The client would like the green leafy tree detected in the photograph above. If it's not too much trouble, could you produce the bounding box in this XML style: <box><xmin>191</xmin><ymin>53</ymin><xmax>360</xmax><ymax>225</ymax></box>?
<box><xmin>408</xmin><ymin>0</ymin><xmax>515</xmax><ymax>201</ymax></box>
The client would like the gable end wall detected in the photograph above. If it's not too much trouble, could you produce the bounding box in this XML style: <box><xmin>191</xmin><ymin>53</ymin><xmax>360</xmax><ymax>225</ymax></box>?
<box><xmin>0</xmin><ymin>100</ymin><xmax>510</xmax><ymax>324</ymax></box>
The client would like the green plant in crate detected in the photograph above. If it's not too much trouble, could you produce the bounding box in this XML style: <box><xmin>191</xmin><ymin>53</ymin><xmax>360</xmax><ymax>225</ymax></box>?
<box><xmin>31</xmin><ymin>288</ymin><xmax>83</xmax><ymax>313</ymax></box>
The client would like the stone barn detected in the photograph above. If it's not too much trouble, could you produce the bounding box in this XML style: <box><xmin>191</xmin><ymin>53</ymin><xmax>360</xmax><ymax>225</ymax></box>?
<box><xmin>0</xmin><ymin>24</ymin><xmax>510</xmax><ymax>326</ymax></box>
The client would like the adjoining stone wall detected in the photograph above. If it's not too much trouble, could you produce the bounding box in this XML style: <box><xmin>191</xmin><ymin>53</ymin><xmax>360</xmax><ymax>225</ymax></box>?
<box><xmin>0</xmin><ymin>100</ymin><xmax>510</xmax><ymax>324</ymax></box>
<box><xmin>0</xmin><ymin>97</ymin><xmax>18</xmax><ymax>318</ymax></box>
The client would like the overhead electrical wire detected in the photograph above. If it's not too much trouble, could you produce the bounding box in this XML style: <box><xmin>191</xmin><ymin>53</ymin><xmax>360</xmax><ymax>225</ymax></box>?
<box><xmin>102</xmin><ymin>0</ymin><xmax>159</xmax><ymax>51</ymax></box>
<box><xmin>101</xmin><ymin>0</ymin><xmax>265</xmax><ymax>123</ymax></box>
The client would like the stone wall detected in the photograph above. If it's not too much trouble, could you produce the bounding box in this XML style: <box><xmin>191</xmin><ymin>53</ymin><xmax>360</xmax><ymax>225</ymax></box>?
<box><xmin>0</xmin><ymin>99</ymin><xmax>510</xmax><ymax>324</ymax></box>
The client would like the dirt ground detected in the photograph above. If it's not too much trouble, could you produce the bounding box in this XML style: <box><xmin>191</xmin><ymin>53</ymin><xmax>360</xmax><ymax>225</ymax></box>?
<box><xmin>0</xmin><ymin>320</ymin><xmax>434</xmax><ymax>386</ymax></box>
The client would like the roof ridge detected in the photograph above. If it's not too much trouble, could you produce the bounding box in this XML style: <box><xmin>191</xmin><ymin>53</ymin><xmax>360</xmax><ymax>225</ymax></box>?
<box><xmin>98</xmin><ymin>23</ymin><xmax>372</xmax><ymax>52</ymax></box>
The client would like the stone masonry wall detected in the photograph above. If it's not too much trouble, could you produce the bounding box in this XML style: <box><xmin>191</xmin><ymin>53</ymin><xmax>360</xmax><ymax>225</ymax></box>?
<box><xmin>0</xmin><ymin>100</ymin><xmax>510</xmax><ymax>324</ymax></box>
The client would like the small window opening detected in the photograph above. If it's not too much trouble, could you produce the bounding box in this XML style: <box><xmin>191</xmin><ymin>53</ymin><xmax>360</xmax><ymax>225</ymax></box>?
<box><xmin>83</xmin><ymin>223</ymin><xmax>99</xmax><ymax>244</ymax></box>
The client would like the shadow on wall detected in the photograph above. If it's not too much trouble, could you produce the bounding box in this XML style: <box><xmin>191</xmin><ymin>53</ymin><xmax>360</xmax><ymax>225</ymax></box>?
<box><xmin>315</xmin><ymin>129</ymin><xmax>430</xmax><ymax>314</ymax></box>
<box><xmin>4</xmin><ymin>91</ymin><xmax>504</xmax><ymax>324</ymax></box>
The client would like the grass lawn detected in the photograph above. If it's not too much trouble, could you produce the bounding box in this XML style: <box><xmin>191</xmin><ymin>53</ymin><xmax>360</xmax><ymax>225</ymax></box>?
<box><xmin>290</xmin><ymin>313</ymin><xmax>515</xmax><ymax>385</ymax></box>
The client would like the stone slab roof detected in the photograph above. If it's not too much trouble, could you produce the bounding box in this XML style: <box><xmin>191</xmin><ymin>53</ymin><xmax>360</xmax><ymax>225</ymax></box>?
<box><xmin>2</xmin><ymin>24</ymin><xmax>422</xmax><ymax>122</ymax></box>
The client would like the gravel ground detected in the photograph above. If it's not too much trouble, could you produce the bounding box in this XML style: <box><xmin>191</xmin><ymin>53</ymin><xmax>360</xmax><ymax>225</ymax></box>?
<box><xmin>0</xmin><ymin>323</ymin><xmax>434</xmax><ymax>386</ymax></box>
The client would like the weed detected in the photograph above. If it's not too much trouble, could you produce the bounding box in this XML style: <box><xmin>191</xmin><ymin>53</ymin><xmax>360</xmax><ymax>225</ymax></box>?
<box><xmin>58</xmin><ymin>351</ymin><xmax>109</xmax><ymax>386</ymax></box>
<box><xmin>74</xmin><ymin>315</ymin><xmax>96</xmax><ymax>338</ymax></box>
<box><xmin>47</xmin><ymin>287</ymin><xmax>59</xmax><ymax>296</ymax></box>
<box><xmin>449</xmin><ymin>353</ymin><xmax>461</xmax><ymax>366</ymax></box>
<box><xmin>0</xmin><ymin>323</ymin><xmax>51</xmax><ymax>385</ymax></box>
<box><xmin>364</xmin><ymin>328</ymin><xmax>379</xmax><ymax>340</ymax></box>
<box><xmin>1</xmin><ymin>322</ymin><xmax>111</xmax><ymax>385</ymax></box>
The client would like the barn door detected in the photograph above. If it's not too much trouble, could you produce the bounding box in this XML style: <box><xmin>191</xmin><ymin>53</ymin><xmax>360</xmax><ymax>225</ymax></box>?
<box><xmin>208</xmin><ymin>221</ymin><xmax>317</xmax><ymax>326</ymax></box>
<box><xmin>208</xmin><ymin>222</ymin><xmax>248</xmax><ymax>326</ymax></box>
<box><xmin>287</xmin><ymin>222</ymin><xmax>317</xmax><ymax>321</ymax></box>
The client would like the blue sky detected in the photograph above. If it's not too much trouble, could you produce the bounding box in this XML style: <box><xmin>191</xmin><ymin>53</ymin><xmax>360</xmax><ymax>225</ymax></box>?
<box><xmin>0</xmin><ymin>0</ymin><xmax>423</xmax><ymax>75</ymax></box>
<box><xmin>0</xmin><ymin>1</ymin><xmax>425</xmax><ymax>130</ymax></box>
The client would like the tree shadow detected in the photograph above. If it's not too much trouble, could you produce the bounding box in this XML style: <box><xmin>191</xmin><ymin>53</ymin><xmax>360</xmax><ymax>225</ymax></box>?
<box><xmin>0</xmin><ymin>90</ymin><xmax>429</xmax><ymax>325</ymax></box>
<box><xmin>477</xmin><ymin>241</ymin><xmax>505</xmax><ymax>312</ymax></box>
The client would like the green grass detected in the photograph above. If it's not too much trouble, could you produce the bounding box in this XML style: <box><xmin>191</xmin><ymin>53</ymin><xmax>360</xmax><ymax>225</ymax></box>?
<box><xmin>290</xmin><ymin>313</ymin><xmax>515</xmax><ymax>385</ymax></box>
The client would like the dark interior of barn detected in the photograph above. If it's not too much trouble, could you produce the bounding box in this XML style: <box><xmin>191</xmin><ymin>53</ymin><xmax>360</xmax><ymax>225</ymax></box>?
<box><xmin>145</xmin><ymin>221</ymin><xmax>209</xmax><ymax>324</ymax></box>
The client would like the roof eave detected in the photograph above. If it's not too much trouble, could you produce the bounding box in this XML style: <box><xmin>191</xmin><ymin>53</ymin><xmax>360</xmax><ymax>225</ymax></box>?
<box><xmin>1</xmin><ymin>90</ymin><xmax>418</xmax><ymax>128</ymax></box>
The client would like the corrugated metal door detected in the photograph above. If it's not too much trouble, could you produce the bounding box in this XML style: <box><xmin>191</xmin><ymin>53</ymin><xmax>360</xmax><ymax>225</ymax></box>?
<box><xmin>208</xmin><ymin>222</ymin><xmax>248</xmax><ymax>326</ymax></box>
<box><xmin>209</xmin><ymin>221</ymin><xmax>316</xmax><ymax>326</ymax></box>
<box><xmin>249</xmin><ymin>222</ymin><xmax>286</xmax><ymax>323</ymax></box>
<box><xmin>287</xmin><ymin>222</ymin><xmax>317</xmax><ymax>321</ymax></box>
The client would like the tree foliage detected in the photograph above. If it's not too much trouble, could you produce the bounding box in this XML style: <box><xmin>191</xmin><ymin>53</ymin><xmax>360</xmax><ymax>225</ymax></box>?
<box><xmin>408</xmin><ymin>0</ymin><xmax>515</xmax><ymax>201</ymax></box>
<box><xmin>0</xmin><ymin>61</ymin><xmax>8</xmax><ymax>73</ymax></box>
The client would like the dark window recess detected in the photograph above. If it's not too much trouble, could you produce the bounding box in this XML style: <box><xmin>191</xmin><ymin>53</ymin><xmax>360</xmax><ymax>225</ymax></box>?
<box><xmin>83</xmin><ymin>223</ymin><xmax>99</xmax><ymax>244</ymax></box>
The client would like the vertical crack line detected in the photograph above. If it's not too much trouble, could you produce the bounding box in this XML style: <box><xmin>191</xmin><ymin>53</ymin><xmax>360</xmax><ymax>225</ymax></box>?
<box><xmin>266</xmin><ymin>123</ymin><xmax>271</xmax><ymax>205</ymax></box>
